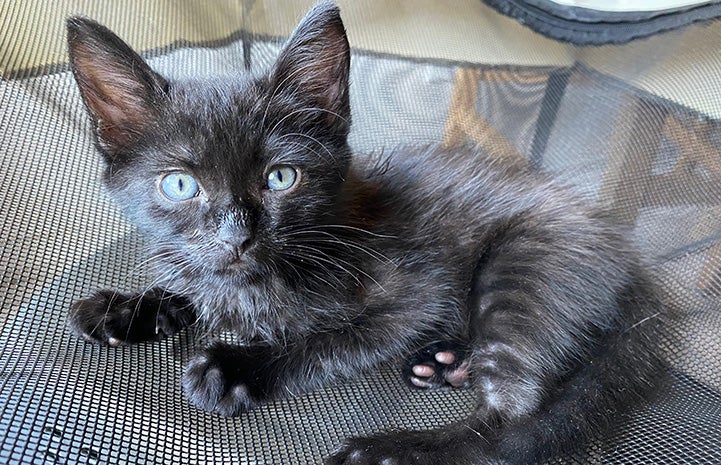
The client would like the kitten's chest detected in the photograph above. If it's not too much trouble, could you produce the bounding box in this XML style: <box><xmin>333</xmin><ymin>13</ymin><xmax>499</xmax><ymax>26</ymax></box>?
<box><xmin>181</xmin><ymin>275</ymin><xmax>323</xmax><ymax>340</ymax></box>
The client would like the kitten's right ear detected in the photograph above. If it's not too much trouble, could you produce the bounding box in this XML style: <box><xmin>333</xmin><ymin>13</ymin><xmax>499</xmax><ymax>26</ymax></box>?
<box><xmin>67</xmin><ymin>17</ymin><xmax>168</xmax><ymax>154</ymax></box>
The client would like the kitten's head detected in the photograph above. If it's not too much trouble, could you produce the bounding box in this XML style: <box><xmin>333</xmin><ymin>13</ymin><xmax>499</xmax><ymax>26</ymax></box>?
<box><xmin>67</xmin><ymin>3</ymin><xmax>353</xmax><ymax>285</ymax></box>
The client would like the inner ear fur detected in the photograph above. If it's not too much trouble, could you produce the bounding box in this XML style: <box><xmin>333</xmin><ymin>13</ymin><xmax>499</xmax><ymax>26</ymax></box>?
<box><xmin>67</xmin><ymin>17</ymin><xmax>169</xmax><ymax>152</ymax></box>
<box><xmin>270</xmin><ymin>2</ymin><xmax>351</xmax><ymax>132</ymax></box>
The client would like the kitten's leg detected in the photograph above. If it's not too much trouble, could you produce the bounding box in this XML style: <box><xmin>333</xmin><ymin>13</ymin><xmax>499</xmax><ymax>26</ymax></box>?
<box><xmin>403</xmin><ymin>341</ymin><xmax>471</xmax><ymax>389</ymax></box>
<box><xmin>68</xmin><ymin>288</ymin><xmax>196</xmax><ymax>346</ymax></box>
<box><xmin>328</xmin><ymin>228</ymin><xmax>664</xmax><ymax>465</ymax></box>
<box><xmin>181</xmin><ymin>325</ymin><xmax>424</xmax><ymax>416</ymax></box>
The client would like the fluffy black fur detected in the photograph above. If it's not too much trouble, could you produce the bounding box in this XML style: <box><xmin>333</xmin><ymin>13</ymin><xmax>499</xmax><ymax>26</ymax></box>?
<box><xmin>66</xmin><ymin>3</ymin><xmax>666</xmax><ymax>464</ymax></box>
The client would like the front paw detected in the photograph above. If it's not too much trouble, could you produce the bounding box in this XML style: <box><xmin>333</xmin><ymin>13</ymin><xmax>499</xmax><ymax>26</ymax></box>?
<box><xmin>182</xmin><ymin>342</ymin><xmax>271</xmax><ymax>416</ymax></box>
<box><xmin>67</xmin><ymin>289</ymin><xmax>194</xmax><ymax>346</ymax></box>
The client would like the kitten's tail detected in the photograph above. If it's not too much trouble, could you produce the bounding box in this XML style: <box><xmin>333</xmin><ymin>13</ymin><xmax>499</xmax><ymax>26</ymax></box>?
<box><xmin>492</xmin><ymin>269</ymin><xmax>668</xmax><ymax>464</ymax></box>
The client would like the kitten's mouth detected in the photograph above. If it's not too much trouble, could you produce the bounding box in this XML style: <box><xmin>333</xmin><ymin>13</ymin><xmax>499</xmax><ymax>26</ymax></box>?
<box><xmin>214</xmin><ymin>252</ymin><xmax>253</xmax><ymax>275</ymax></box>
<box><xmin>220</xmin><ymin>256</ymin><xmax>246</xmax><ymax>271</ymax></box>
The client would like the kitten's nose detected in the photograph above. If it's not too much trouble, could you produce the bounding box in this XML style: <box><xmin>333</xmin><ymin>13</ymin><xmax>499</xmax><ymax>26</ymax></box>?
<box><xmin>218</xmin><ymin>228</ymin><xmax>253</xmax><ymax>258</ymax></box>
<box><xmin>216</xmin><ymin>209</ymin><xmax>254</xmax><ymax>258</ymax></box>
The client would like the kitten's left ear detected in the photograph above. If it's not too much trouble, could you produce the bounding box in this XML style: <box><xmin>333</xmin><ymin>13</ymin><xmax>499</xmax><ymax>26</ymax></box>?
<box><xmin>270</xmin><ymin>2</ymin><xmax>351</xmax><ymax>133</ymax></box>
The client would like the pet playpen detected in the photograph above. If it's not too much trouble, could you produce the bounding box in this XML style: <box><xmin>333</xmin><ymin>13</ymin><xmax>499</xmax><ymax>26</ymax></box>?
<box><xmin>1</xmin><ymin>1</ymin><xmax>720</xmax><ymax>463</ymax></box>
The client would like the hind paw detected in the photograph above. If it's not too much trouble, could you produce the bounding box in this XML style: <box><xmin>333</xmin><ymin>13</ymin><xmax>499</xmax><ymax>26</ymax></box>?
<box><xmin>403</xmin><ymin>341</ymin><xmax>471</xmax><ymax>390</ymax></box>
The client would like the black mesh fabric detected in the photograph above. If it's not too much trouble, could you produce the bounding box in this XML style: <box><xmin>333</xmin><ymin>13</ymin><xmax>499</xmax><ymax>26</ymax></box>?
<box><xmin>2</xmin><ymin>1</ymin><xmax>721</xmax><ymax>464</ymax></box>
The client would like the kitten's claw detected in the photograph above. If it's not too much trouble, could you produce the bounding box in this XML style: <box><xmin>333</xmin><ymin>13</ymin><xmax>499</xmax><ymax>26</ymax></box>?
<box><xmin>182</xmin><ymin>342</ymin><xmax>269</xmax><ymax>416</ymax></box>
<box><xmin>68</xmin><ymin>290</ymin><xmax>136</xmax><ymax>345</ymax></box>
<box><xmin>326</xmin><ymin>434</ymin><xmax>438</xmax><ymax>465</ymax></box>
<box><xmin>68</xmin><ymin>289</ymin><xmax>195</xmax><ymax>346</ymax></box>
<box><xmin>327</xmin><ymin>438</ymin><xmax>402</xmax><ymax>465</ymax></box>
<box><xmin>403</xmin><ymin>342</ymin><xmax>471</xmax><ymax>390</ymax></box>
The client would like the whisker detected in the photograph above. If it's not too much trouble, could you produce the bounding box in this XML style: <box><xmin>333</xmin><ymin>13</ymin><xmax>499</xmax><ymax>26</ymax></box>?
<box><xmin>280</xmin><ymin>247</ymin><xmax>353</xmax><ymax>289</ymax></box>
<box><xmin>274</xmin><ymin>131</ymin><xmax>337</xmax><ymax>163</ymax></box>
<box><xmin>268</xmin><ymin>107</ymin><xmax>348</xmax><ymax>139</ymax></box>
<box><xmin>273</xmin><ymin>135</ymin><xmax>336</xmax><ymax>163</ymax></box>
<box><xmin>289</xmin><ymin>231</ymin><xmax>393</xmax><ymax>264</ymax></box>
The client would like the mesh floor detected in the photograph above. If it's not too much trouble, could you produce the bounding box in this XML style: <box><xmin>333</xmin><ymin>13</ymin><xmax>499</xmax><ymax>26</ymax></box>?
<box><xmin>2</xmin><ymin>1</ymin><xmax>721</xmax><ymax>464</ymax></box>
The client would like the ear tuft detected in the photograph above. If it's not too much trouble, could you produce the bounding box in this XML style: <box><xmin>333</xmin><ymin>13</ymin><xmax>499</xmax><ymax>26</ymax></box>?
<box><xmin>270</xmin><ymin>2</ymin><xmax>351</xmax><ymax>133</ymax></box>
<box><xmin>67</xmin><ymin>17</ymin><xmax>168</xmax><ymax>153</ymax></box>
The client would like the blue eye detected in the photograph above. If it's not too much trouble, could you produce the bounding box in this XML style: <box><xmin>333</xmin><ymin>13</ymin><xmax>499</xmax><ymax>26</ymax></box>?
<box><xmin>160</xmin><ymin>172</ymin><xmax>199</xmax><ymax>201</ymax></box>
<box><xmin>267</xmin><ymin>165</ymin><xmax>298</xmax><ymax>191</ymax></box>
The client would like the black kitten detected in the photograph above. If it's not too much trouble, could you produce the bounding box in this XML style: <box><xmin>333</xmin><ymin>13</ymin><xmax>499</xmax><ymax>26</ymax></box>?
<box><xmin>66</xmin><ymin>3</ymin><xmax>666</xmax><ymax>464</ymax></box>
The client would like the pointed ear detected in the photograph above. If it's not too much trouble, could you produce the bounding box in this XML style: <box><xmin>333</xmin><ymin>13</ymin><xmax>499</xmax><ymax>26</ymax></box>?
<box><xmin>67</xmin><ymin>17</ymin><xmax>168</xmax><ymax>153</ymax></box>
<box><xmin>270</xmin><ymin>2</ymin><xmax>351</xmax><ymax>132</ymax></box>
